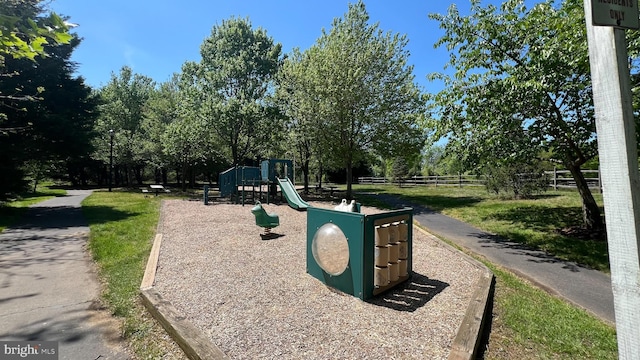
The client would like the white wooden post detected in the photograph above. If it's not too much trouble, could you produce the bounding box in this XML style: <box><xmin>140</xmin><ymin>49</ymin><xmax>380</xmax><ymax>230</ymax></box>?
<box><xmin>584</xmin><ymin>1</ymin><xmax>640</xmax><ymax>357</ymax></box>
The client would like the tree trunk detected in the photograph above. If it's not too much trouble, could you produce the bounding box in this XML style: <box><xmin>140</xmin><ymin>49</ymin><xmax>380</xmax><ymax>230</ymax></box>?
<box><xmin>79</xmin><ymin>165</ymin><xmax>87</xmax><ymax>186</ymax></box>
<box><xmin>346</xmin><ymin>161</ymin><xmax>353</xmax><ymax>200</ymax></box>
<box><xmin>134</xmin><ymin>165</ymin><xmax>143</xmax><ymax>185</ymax></box>
<box><xmin>302</xmin><ymin>159</ymin><xmax>310</xmax><ymax>194</ymax></box>
<box><xmin>114</xmin><ymin>165</ymin><xmax>120</xmax><ymax>187</ymax></box>
<box><xmin>568</xmin><ymin>164</ymin><xmax>604</xmax><ymax>230</ymax></box>
<box><xmin>181</xmin><ymin>162</ymin><xmax>188</xmax><ymax>191</ymax></box>
<box><xmin>189</xmin><ymin>167</ymin><xmax>196</xmax><ymax>188</ymax></box>
<box><xmin>125</xmin><ymin>164</ymin><xmax>131</xmax><ymax>186</ymax></box>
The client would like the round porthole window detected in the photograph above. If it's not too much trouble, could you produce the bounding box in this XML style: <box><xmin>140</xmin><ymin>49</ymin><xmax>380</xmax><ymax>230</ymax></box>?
<box><xmin>312</xmin><ymin>223</ymin><xmax>349</xmax><ymax>276</ymax></box>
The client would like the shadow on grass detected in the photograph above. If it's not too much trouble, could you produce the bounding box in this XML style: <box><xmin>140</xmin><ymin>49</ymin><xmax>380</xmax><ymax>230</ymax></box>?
<box><xmin>354</xmin><ymin>185</ymin><xmax>482</xmax><ymax>210</ymax></box>
<box><xmin>401</xmin><ymin>194</ymin><xmax>482</xmax><ymax>210</ymax></box>
<box><xmin>19</xmin><ymin>190</ymin><xmax>68</xmax><ymax>199</ymax></box>
<box><xmin>526</xmin><ymin>192</ymin><xmax>563</xmax><ymax>200</ymax></box>
<box><xmin>0</xmin><ymin>207</ymin><xmax>28</xmax><ymax>231</ymax></box>
<box><xmin>486</xmin><ymin>205</ymin><xmax>586</xmax><ymax>233</ymax></box>
<box><xmin>480</xmin><ymin>206</ymin><xmax>609</xmax><ymax>271</ymax></box>
<box><xmin>82</xmin><ymin>205</ymin><xmax>141</xmax><ymax>226</ymax></box>
<box><xmin>358</xmin><ymin>190</ymin><xmax>610</xmax><ymax>271</ymax></box>
<box><xmin>356</xmin><ymin>192</ymin><xmax>482</xmax><ymax>212</ymax></box>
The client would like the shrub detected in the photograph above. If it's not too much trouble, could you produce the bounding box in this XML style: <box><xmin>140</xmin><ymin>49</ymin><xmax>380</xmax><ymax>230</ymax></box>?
<box><xmin>482</xmin><ymin>162</ymin><xmax>548</xmax><ymax>199</ymax></box>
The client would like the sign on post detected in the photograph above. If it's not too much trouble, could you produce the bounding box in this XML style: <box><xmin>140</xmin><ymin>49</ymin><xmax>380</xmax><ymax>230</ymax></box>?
<box><xmin>591</xmin><ymin>0</ymin><xmax>639</xmax><ymax>29</ymax></box>
<box><xmin>585</xmin><ymin>0</ymin><xmax>640</xmax><ymax>357</ymax></box>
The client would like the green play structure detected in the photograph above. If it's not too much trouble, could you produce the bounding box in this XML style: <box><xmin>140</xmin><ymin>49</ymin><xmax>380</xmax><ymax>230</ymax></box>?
<box><xmin>307</xmin><ymin>206</ymin><xmax>413</xmax><ymax>300</ymax></box>
<box><xmin>260</xmin><ymin>159</ymin><xmax>293</xmax><ymax>182</ymax></box>
<box><xmin>261</xmin><ymin>159</ymin><xmax>310</xmax><ymax>210</ymax></box>
<box><xmin>218</xmin><ymin>166</ymin><xmax>262</xmax><ymax>205</ymax></box>
<box><xmin>277</xmin><ymin>177</ymin><xmax>310</xmax><ymax>210</ymax></box>
<box><xmin>215</xmin><ymin>159</ymin><xmax>310</xmax><ymax>210</ymax></box>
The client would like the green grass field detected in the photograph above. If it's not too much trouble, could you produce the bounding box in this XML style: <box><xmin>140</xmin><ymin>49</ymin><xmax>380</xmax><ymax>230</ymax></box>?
<box><xmin>354</xmin><ymin>184</ymin><xmax>609</xmax><ymax>272</ymax></box>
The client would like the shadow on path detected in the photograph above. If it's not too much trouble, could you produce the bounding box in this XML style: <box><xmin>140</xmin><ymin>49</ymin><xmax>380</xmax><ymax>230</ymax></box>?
<box><xmin>472</xmin><ymin>232</ymin><xmax>586</xmax><ymax>272</ymax></box>
<box><xmin>0</xmin><ymin>190</ymin><xmax>131</xmax><ymax>358</ymax></box>
<box><xmin>9</xmin><ymin>205</ymin><xmax>135</xmax><ymax>230</ymax></box>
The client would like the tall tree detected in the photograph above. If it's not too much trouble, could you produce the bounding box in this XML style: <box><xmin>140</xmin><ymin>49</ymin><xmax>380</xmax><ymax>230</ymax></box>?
<box><xmin>0</xmin><ymin>0</ymin><xmax>72</xmax><ymax>107</ymax></box>
<box><xmin>300</xmin><ymin>1</ymin><xmax>426</xmax><ymax>199</ymax></box>
<box><xmin>6</xmin><ymin>38</ymin><xmax>97</xmax><ymax>183</ymax></box>
<box><xmin>277</xmin><ymin>48</ymin><xmax>324</xmax><ymax>193</ymax></box>
<box><xmin>0</xmin><ymin>0</ymin><xmax>72</xmax><ymax>68</ymax></box>
<box><xmin>161</xmin><ymin>67</ymin><xmax>224</xmax><ymax>190</ymax></box>
<box><xmin>162</xmin><ymin>116</ymin><xmax>213</xmax><ymax>190</ymax></box>
<box><xmin>95</xmin><ymin>66</ymin><xmax>155</xmax><ymax>186</ymax></box>
<box><xmin>0</xmin><ymin>2</ymin><xmax>93</xmax><ymax>197</ymax></box>
<box><xmin>427</xmin><ymin>0</ymin><xmax>624</xmax><ymax>230</ymax></box>
<box><xmin>0</xmin><ymin>0</ymin><xmax>76</xmax><ymax>197</ymax></box>
<box><xmin>187</xmin><ymin>17</ymin><xmax>284</xmax><ymax>166</ymax></box>
<box><xmin>143</xmin><ymin>75</ymin><xmax>180</xmax><ymax>183</ymax></box>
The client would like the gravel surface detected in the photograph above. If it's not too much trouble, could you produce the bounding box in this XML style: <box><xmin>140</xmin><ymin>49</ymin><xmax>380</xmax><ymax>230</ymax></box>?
<box><xmin>154</xmin><ymin>199</ymin><xmax>482</xmax><ymax>359</ymax></box>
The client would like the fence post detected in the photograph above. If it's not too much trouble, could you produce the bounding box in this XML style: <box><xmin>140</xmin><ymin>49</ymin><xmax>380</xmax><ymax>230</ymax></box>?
<box><xmin>435</xmin><ymin>174</ymin><xmax>438</xmax><ymax>188</ymax></box>
<box><xmin>598</xmin><ymin>166</ymin><xmax>602</xmax><ymax>193</ymax></box>
<box><xmin>459</xmin><ymin>173</ymin><xmax>462</xmax><ymax>188</ymax></box>
<box><xmin>553</xmin><ymin>166</ymin><xmax>558</xmax><ymax>191</ymax></box>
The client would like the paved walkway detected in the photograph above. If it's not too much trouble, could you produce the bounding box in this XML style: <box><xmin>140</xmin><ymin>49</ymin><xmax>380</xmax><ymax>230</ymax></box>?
<box><xmin>0</xmin><ymin>190</ymin><xmax>130</xmax><ymax>359</ymax></box>
<box><xmin>367</xmin><ymin>193</ymin><xmax>615</xmax><ymax>325</ymax></box>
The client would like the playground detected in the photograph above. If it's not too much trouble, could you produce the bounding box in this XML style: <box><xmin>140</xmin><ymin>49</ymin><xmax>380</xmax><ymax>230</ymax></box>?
<box><xmin>152</xmin><ymin>199</ymin><xmax>485</xmax><ymax>359</ymax></box>
<box><xmin>216</xmin><ymin>159</ymin><xmax>311</xmax><ymax>209</ymax></box>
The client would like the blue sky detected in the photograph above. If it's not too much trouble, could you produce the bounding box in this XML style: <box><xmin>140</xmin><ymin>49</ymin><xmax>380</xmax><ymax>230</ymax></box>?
<box><xmin>48</xmin><ymin>1</ymin><xmax>536</xmax><ymax>93</ymax></box>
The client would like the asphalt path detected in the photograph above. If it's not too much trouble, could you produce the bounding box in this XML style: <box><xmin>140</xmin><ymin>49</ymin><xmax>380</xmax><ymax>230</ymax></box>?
<box><xmin>0</xmin><ymin>190</ymin><xmax>130</xmax><ymax>359</ymax></box>
<box><xmin>366</xmin><ymin>193</ymin><xmax>615</xmax><ymax>325</ymax></box>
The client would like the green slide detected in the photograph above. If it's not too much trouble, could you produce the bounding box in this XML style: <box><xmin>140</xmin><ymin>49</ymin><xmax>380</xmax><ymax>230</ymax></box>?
<box><xmin>277</xmin><ymin>177</ymin><xmax>310</xmax><ymax>210</ymax></box>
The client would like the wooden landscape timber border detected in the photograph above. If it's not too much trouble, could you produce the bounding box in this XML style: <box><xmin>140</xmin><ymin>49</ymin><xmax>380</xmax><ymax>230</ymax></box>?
<box><xmin>138</xmin><ymin>214</ymin><xmax>495</xmax><ymax>360</ymax></box>
<box><xmin>411</xmin><ymin>225</ymin><xmax>495</xmax><ymax>360</ymax></box>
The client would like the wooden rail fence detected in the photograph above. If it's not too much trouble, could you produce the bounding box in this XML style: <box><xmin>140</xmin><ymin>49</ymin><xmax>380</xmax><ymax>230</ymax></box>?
<box><xmin>357</xmin><ymin>169</ymin><xmax>602</xmax><ymax>191</ymax></box>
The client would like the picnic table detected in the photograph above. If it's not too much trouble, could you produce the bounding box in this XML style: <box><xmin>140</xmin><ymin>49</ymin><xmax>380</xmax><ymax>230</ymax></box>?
<box><xmin>315</xmin><ymin>184</ymin><xmax>338</xmax><ymax>196</ymax></box>
<box><xmin>149</xmin><ymin>184</ymin><xmax>170</xmax><ymax>196</ymax></box>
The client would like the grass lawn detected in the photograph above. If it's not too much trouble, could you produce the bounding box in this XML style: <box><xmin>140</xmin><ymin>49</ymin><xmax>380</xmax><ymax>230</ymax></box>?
<box><xmin>82</xmin><ymin>190</ymin><xmax>184</xmax><ymax>359</ymax></box>
<box><xmin>0</xmin><ymin>183</ymin><xmax>66</xmax><ymax>232</ymax></box>
<box><xmin>353</xmin><ymin>184</ymin><xmax>609</xmax><ymax>272</ymax></box>
<box><xmin>482</xmin><ymin>260</ymin><xmax>616</xmax><ymax>359</ymax></box>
